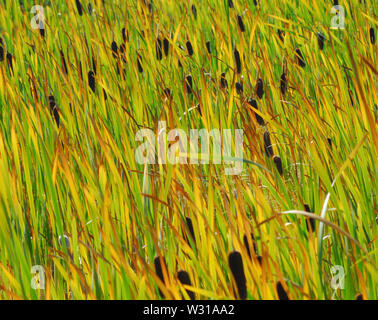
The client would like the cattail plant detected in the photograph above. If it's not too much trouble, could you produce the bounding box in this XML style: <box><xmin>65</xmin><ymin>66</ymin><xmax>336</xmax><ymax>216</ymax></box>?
<box><xmin>277</xmin><ymin>29</ymin><xmax>285</xmax><ymax>42</ymax></box>
<box><xmin>304</xmin><ymin>204</ymin><xmax>315</xmax><ymax>233</ymax></box>
<box><xmin>155</xmin><ymin>38</ymin><xmax>162</xmax><ymax>60</ymax></box>
<box><xmin>370</xmin><ymin>27</ymin><xmax>376</xmax><ymax>45</ymax></box>
<box><xmin>163</xmin><ymin>37</ymin><xmax>169</xmax><ymax>56</ymax></box>
<box><xmin>237</xmin><ymin>15</ymin><xmax>245</xmax><ymax>32</ymax></box>
<box><xmin>206</xmin><ymin>41</ymin><xmax>211</xmax><ymax>54</ymax></box>
<box><xmin>280</xmin><ymin>72</ymin><xmax>287</xmax><ymax>95</ymax></box>
<box><xmin>76</xmin><ymin>0</ymin><xmax>83</xmax><ymax>16</ymax></box>
<box><xmin>122</xmin><ymin>28</ymin><xmax>128</xmax><ymax>42</ymax></box>
<box><xmin>228</xmin><ymin>251</ymin><xmax>247</xmax><ymax>300</ymax></box>
<box><xmin>235</xmin><ymin>82</ymin><xmax>243</xmax><ymax>94</ymax></box>
<box><xmin>317</xmin><ymin>32</ymin><xmax>325</xmax><ymax>50</ymax></box>
<box><xmin>48</xmin><ymin>95</ymin><xmax>60</xmax><ymax>127</ymax></box>
<box><xmin>220</xmin><ymin>72</ymin><xmax>228</xmax><ymax>89</ymax></box>
<box><xmin>327</xmin><ymin>137</ymin><xmax>332</xmax><ymax>150</ymax></box>
<box><xmin>185</xmin><ymin>74</ymin><xmax>193</xmax><ymax>94</ymax></box>
<box><xmin>255</xmin><ymin>78</ymin><xmax>264</xmax><ymax>99</ymax></box>
<box><xmin>88</xmin><ymin>70</ymin><xmax>95</xmax><ymax>93</ymax></box>
<box><xmin>177</xmin><ymin>270</ymin><xmax>195</xmax><ymax>300</ymax></box>
<box><xmin>234</xmin><ymin>48</ymin><xmax>241</xmax><ymax>74</ymax></box>
<box><xmin>295</xmin><ymin>48</ymin><xmax>306</xmax><ymax>68</ymax></box>
<box><xmin>276</xmin><ymin>281</ymin><xmax>289</xmax><ymax>300</ymax></box>
<box><xmin>186</xmin><ymin>41</ymin><xmax>193</xmax><ymax>56</ymax></box>
<box><xmin>228</xmin><ymin>0</ymin><xmax>234</xmax><ymax>8</ymax></box>
<box><xmin>191</xmin><ymin>5</ymin><xmax>197</xmax><ymax>19</ymax></box>
<box><xmin>263</xmin><ymin>130</ymin><xmax>273</xmax><ymax>157</ymax></box>
<box><xmin>247</xmin><ymin>98</ymin><xmax>265</xmax><ymax>126</ymax></box>
<box><xmin>154</xmin><ymin>256</ymin><xmax>167</xmax><ymax>298</ymax></box>
<box><xmin>273</xmin><ymin>155</ymin><xmax>283</xmax><ymax>175</ymax></box>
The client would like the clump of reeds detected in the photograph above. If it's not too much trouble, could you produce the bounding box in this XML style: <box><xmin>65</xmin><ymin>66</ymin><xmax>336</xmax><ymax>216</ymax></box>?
<box><xmin>177</xmin><ymin>270</ymin><xmax>195</xmax><ymax>300</ymax></box>
<box><xmin>295</xmin><ymin>48</ymin><xmax>306</xmax><ymax>68</ymax></box>
<box><xmin>276</xmin><ymin>281</ymin><xmax>289</xmax><ymax>300</ymax></box>
<box><xmin>273</xmin><ymin>155</ymin><xmax>283</xmax><ymax>176</ymax></box>
<box><xmin>237</xmin><ymin>15</ymin><xmax>245</xmax><ymax>32</ymax></box>
<box><xmin>234</xmin><ymin>48</ymin><xmax>241</xmax><ymax>74</ymax></box>
<box><xmin>228</xmin><ymin>251</ymin><xmax>247</xmax><ymax>300</ymax></box>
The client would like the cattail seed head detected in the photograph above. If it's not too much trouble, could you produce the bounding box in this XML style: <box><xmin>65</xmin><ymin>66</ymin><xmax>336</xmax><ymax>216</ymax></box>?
<box><xmin>186</xmin><ymin>41</ymin><xmax>193</xmax><ymax>56</ymax></box>
<box><xmin>191</xmin><ymin>5</ymin><xmax>197</xmax><ymax>19</ymax></box>
<box><xmin>317</xmin><ymin>32</ymin><xmax>325</xmax><ymax>50</ymax></box>
<box><xmin>273</xmin><ymin>155</ymin><xmax>283</xmax><ymax>175</ymax></box>
<box><xmin>247</xmin><ymin>98</ymin><xmax>265</xmax><ymax>126</ymax></box>
<box><xmin>111</xmin><ymin>41</ymin><xmax>118</xmax><ymax>59</ymax></box>
<box><xmin>185</xmin><ymin>217</ymin><xmax>196</xmax><ymax>246</ymax></box>
<box><xmin>137</xmin><ymin>54</ymin><xmax>143</xmax><ymax>73</ymax></box>
<box><xmin>88</xmin><ymin>70</ymin><xmax>96</xmax><ymax>93</ymax></box>
<box><xmin>48</xmin><ymin>95</ymin><xmax>60</xmax><ymax>127</ymax></box>
<box><xmin>122</xmin><ymin>28</ymin><xmax>128</xmax><ymax>42</ymax></box>
<box><xmin>220</xmin><ymin>72</ymin><xmax>228</xmax><ymax>89</ymax></box>
<box><xmin>243</xmin><ymin>233</ymin><xmax>258</xmax><ymax>258</ymax></box>
<box><xmin>264</xmin><ymin>130</ymin><xmax>273</xmax><ymax>157</ymax></box>
<box><xmin>276</xmin><ymin>281</ymin><xmax>289</xmax><ymax>300</ymax></box>
<box><xmin>228</xmin><ymin>251</ymin><xmax>247</xmax><ymax>300</ymax></box>
<box><xmin>155</xmin><ymin>38</ymin><xmax>162</xmax><ymax>60</ymax></box>
<box><xmin>327</xmin><ymin>137</ymin><xmax>332</xmax><ymax>149</ymax></box>
<box><xmin>355</xmin><ymin>293</ymin><xmax>363</xmax><ymax>300</ymax></box>
<box><xmin>0</xmin><ymin>39</ymin><xmax>4</xmax><ymax>61</ymax></box>
<box><xmin>228</xmin><ymin>0</ymin><xmax>234</xmax><ymax>8</ymax></box>
<box><xmin>235</xmin><ymin>82</ymin><xmax>243</xmax><ymax>94</ymax></box>
<box><xmin>304</xmin><ymin>204</ymin><xmax>315</xmax><ymax>232</ymax></box>
<box><xmin>76</xmin><ymin>0</ymin><xmax>83</xmax><ymax>16</ymax></box>
<box><xmin>163</xmin><ymin>37</ymin><xmax>169</xmax><ymax>56</ymax></box>
<box><xmin>6</xmin><ymin>52</ymin><xmax>13</xmax><ymax>73</ymax></box>
<box><xmin>60</xmin><ymin>50</ymin><xmax>68</xmax><ymax>74</ymax></box>
<box><xmin>185</xmin><ymin>74</ymin><xmax>193</xmax><ymax>94</ymax></box>
<box><xmin>280</xmin><ymin>72</ymin><xmax>287</xmax><ymax>95</ymax></box>
<box><xmin>206</xmin><ymin>41</ymin><xmax>211</xmax><ymax>54</ymax></box>
<box><xmin>256</xmin><ymin>78</ymin><xmax>264</xmax><ymax>99</ymax></box>
<box><xmin>277</xmin><ymin>29</ymin><xmax>285</xmax><ymax>42</ymax></box>
<box><xmin>234</xmin><ymin>48</ymin><xmax>241</xmax><ymax>74</ymax></box>
<box><xmin>237</xmin><ymin>15</ymin><xmax>245</xmax><ymax>32</ymax></box>
<box><xmin>177</xmin><ymin>270</ymin><xmax>195</xmax><ymax>300</ymax></box>
<box><xmin>295</xmin><ymin>48</ymin><xmax>306</xmax><ymax>68</ymax></box>
<box><xmin>370</xmin><ymin>27</ymin><xmax>376</xmax><ymax>45</ymax></box>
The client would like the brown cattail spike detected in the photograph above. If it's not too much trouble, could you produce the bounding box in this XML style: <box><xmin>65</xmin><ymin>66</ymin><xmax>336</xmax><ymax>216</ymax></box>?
<box><xmin>111</xmin><ymin>41</ymin><xmax>118</xmax><ymax>59</ymax></box>
<box><xmin>206</xmin><ymin>41</ymin><xmax>211</xmax><ymax>54</ymax></box>
<box><xmin>280</xmin><ymin>72</ymin><xmax>287</xmax><ymax>95</ymax></box>
<box><xmin>237</xmin><ymin>15</ymin><xmax>245</xmax><ymax>32</ymax></box>
<box><xmin>235</xmin><ymin>82</ymin><xmax>243</xmax><ymax>94</ymax></box>
<box><xmin>243</xmin><ymin>233</ymin><xmax>258</xmax><ymax>258</ymax></box>
<box><xmin>177</xmin><ymin>270</ymin><xmax>195</xmax><ymax>300</ymax></box>
<box><xmin>277</xmin><ymin>29</ymin><xmax>284</xmax><ymax>42</ymax></box>
<box><xmin>137</xmin><ymin>54</ymin><xmax>143</xmax><ymax>73</ymax></box>
<box><xmin>370</xmin><ymin>27</ymin><xmax>376</xmax><ymax>45</ymax></box>
<box><xmin>88</xmin><ymin>70</ymin><xmax>95</xmax><ymax>93</ymax></box>
<box><xmin>191</xmin><ymin>5</ymin><xmax>197</xmax><ymax>19</ymax></box>
<box><xmin>256</xmin><ymin>78</ymin><xmax>264</xmax><ymax>99</ymax></box>
<box><xmin>295</xmin><ymin>48</ymin><xmax>306</xmax><ymax>68</ymax></box>
<box><xmin>76</xmin><ymin>0</ymin><xmax>83</xmax><ymax>16</ymax></box>
<box><xmin>185</xmin><ymin>217</ymin><xmax>196</xmax><ymax>246</ymax></box>
<box><xmin>234</xmin><ymin>49</ymin><xmax>241</xmax><ymax>74</ymax></box>
<box><xmin>276</xmin><ymin>281</ymin><xmax>289</xmax><ymax>300</ymax></box>
<box><xmin>317</xmin><ymin>32</ymin><xmax>325</xmax><ymax>50</ymax></box>
<box><xmin>228</xmin><ymin>0</ymin><xmax>234</xmax><ymax>8</ymax></box>
<box><xmin>304</xmin><ymin>204</ymin><xmax>315</xmax><ymax>232</ymax></box>
<box><xmin>48</xmin><ymin>96</ymin><xmax>59</xmax><ymax>127</ymax></box>
<box><xmin>228</xmin><ymin>251</ymin><xmax>247</xmax><ymax>300</ymax></box>
<box><xmin>186</xmin><ymin>41</ymin><xmax>193</xmax><ymax>56</ymax></box>
<box><xmin>247</xmin><ymin>98</ymin><xmax>265</xmax><ymax>126</ymax></box>
<box><xmin>163</xmin><ymin>38</ymin><xmax>169</xmax><ymax>56</ymax></box>
<box><xmin>220</xmin><ymin>72</ymin><xmax>228</xmax><ymax>89</ymax></box>
<box><xmin>154</xmin><ymin>256</ymin><xmax>167</xmax><ymax>298</ymax></box>
<box><xmin>6</xmin><ymin>53</ymin><xmax>13</xmax><ymax>73</ymax></box>
<box><xmin>273</xmin><ymin>155</ymin><xmax>283</xmax><ymax>175</ymax></box>
<box><xmin>185</xmin><ymin>75</ymin><xmax>193</xmax><ymax>94</ymax></box>
<box><xmin>264</xmin><ymin>131</ymin><xmax>273</xmax><ymax>157</ymax></box>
